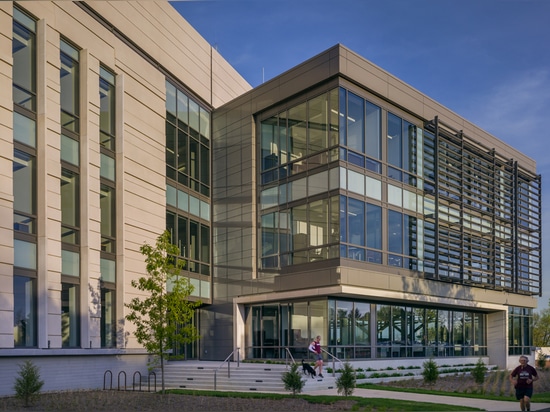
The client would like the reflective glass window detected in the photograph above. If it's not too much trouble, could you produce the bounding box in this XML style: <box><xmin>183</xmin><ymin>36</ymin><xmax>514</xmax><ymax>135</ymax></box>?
<box><xmin>347</xmin><ymin>92</ymin><xmax>364</xmax><ymax>153</ymax></box>
<box><xmin>13</xmin><ymin>275</ymin><xmax>37</xmax><ymax>347</ymax></box>
<box><xmin>13</xmin><ymin>8</ymin><xmax>36</xmax><ymax>111</ymax></box>
<box><xmin>61</xmin><ymin>283</ymin><xmax>80</xmax><ymax>347</ymax></box>
<box><xmin>13</xmin><ymin>149</ymin><xmax>35</xmax><ymax>217</ymax></box>
<box><xmin>348</xmin><ymin>198</ymin><xmax>365</xmax><ymax>246</ymax></box>
<box><xmin>100</xmin><ymin>184</ymin><xmax>115</xmax><ymax>252</ymax></box>
<box><xmin>387</xmin><ymin>113</ymin><xmax>402</xmax><ymax>168</ymax></box>
<box><xmin>99</xmin><ymin>66</ymin><xmax>116</xmax><ymax>150</ymax></box>
<box><xmin>13</xmin><ymin>112</ymin><xmax>36</xmax><ymax>147</ymax></box>
<box><xmin>366</xmin><ymin>102</ymin><xmax>381</xmax><ymax>159</ymax></box>
<box><xmin>388</xmin><ymin>210</ymin><xmax>403</xmax><ymax>253</ymax></box>
<box><xmin>61</xmin><ymin>134</ymin><xmax>79</xmax><ymax>166</ymax></box>
<box><xmin>308</xmin><ymin>93</ymin><xmax>328</xmax><ymax>154</ymax></box>
<box><xmin>60</xmin><ymin>39</ymin><xmax>79</xmax><ymax>133</ymax></box>
<box><xmin>14</xmin><ymin>239</ymin><xmax>36</xmax><ymax>270</ymax></box>
<box><xmin>101</xmin><ymin>287</ymin><xmax>116</xmax><ymax>348</ymax></box>
<box><xmin>287</xmin><ymin>103</ymin><xmax>307</xmax><ymax>162</ymax></box>
<box><xmin>366</xmin><ymin>204</ymin><xmax>382</xmax><ymax>250</ymax></box>
<box><xmin>100</xmin><ymin>153</ymin><xmax>115</xmax><ymax>181</ymax></box>
<box><xmin>100</xmin><ymin>257</ymin><xmax>116</xmax><ymax>283</ymax></box>
<box><xmin>62</xmin><ymin>250</ymin><xmax>80</xmax><ymax>277</ymax></box>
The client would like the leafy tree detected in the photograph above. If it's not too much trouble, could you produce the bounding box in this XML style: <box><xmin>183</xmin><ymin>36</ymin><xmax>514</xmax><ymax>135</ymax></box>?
<box><xmin>335</xmin><ymin>361</ymin><xmax>356</xmax><ymax>396</ymax></box>
<box><xmin>13</xmin><ymin>360</ymin><xmax>44</xmax><ymax>407</ymax></box>
<box><xmin>533</xmin><ymin>301</ymin><xmax>550</xmax><ymax>347</ymax></box>
<box><xmin>471</xmin><ymin>357</ymin><xmax>487</xmax><ymax>384</ymax></box>
<box><xmin>125</xmin><ymin>230</ymin><xmax>200</xmax><ymax>393</ymax></box>
<box><xmin>282</xmin><ymin>363</ymin><xmax>305</xmax><ymax>395</ymax></box>
<box><xmin>422</xmin><ymin>358</ymin><xmax>439</xmax><ymax>385</ymax></box>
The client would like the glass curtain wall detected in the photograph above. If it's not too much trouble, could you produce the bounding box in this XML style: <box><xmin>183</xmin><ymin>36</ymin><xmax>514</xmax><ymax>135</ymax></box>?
<box><xmin>245</xmin><ymin>300</ymin><xmax>485</xmax><ymax>360</ymax></box>
<box><xmin>165</xmin><ymin>81</ymin><xmax>211</xmax><ymax>358</ymax></box>
<box><xmin>12</xmin><ymin>6</ymin><xmax>38</xmax><ymax>347</ymax></box>
<box><xmin>166</xmin><ymin>81</ymin><xmax>211</xmax><ymax>286</ymax></box>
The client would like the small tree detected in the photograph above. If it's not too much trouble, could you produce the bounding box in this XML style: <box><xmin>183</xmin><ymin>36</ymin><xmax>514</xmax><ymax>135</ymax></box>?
<box><xmin>336</xmin><ymin>361</ymin><xmax>356</xmax><ymax>396</ymax></box>
<box><xmin>282</xmin><ymin>363</ymin><xmax>305</xmax><ymax>395</ymax></box>
<box><xmin>536</xmin><ymin>351</ymin><xmax>547</xmax><ymax>370</ymax></box>
<box><xmin>471</xmin><ymin>357</ymin><xmax>488</xmax><ymax>384</ymax></box>
<box><xmin>422</xmin><ymin>358</ymin><xmax>439</xmax><ymax>385</ymax></box>
<box><xmin>125</xmin><ymin>230</ymin><xmax>201</xmax><ymax>393</ymax></box>
<box><xmin>14</xmin><ymin>360</ymin><xmax>44</xmax><ymax>407</ymax></box>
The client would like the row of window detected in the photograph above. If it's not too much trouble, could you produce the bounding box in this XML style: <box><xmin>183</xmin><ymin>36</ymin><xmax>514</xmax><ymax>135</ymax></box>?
<box><xmin>12</xmin><ymin>7</ymin><xmax>119</xmax><ymax>347</ymax></box>
<box><xmin>258</xmin><ymin>87</ymin><xmax>541</xmax><ymax>295</ymax></box>
<box><xmin>246</xmin><ymin>300</ymin><xmax>489</xmax><ymax>360</ymax></box>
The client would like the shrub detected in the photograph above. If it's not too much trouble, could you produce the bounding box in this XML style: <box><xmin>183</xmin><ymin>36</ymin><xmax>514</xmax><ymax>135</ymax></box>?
<box><xmin>335</xmin><ymin>361</ymin><xmax>356</xmax><ymax>396</ymax></box>
<box><xmin>537</xmin><ymin>352</ymin><xmax>547</xmax><ymax>370</ymax></box>
<box><xmin>422</xmin><ymin>358</ymin><xmax>439</xmax><ymax>385</ymax></box>
<box><xmin>282</xmin><ymin>363</ymin><xmax>305</xmax><ymax>395</ymax></box>
<box><xmin>471</xmin><ymin>358</ymin><xmax>488</xmax><ymax>384</ymax></box>
<box><xmin>14</xmin><ymin>360</ymin><xmax>44</xmax><ymax>407</ymax></box>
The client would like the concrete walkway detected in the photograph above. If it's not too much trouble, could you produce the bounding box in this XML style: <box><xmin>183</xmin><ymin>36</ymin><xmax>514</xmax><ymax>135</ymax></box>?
<box><xmin>307</xmin><ymin>387</ymin><xmax>550</xmax><ymax>411</ymax></box>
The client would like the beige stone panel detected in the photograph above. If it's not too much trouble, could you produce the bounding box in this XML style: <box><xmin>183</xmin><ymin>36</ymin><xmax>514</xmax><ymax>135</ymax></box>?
<box><xmin>211</xmin><ymin>50</ymin><xmax>252</xmax><ymax>108</ymax></box>
<box><xmin>45</xmin><ymin>237</ymin><xmax>61</xmax><ymax>273</ymax></box>
<box><xmin>85</xmin><ymin>1</ymin><xmax>249</xmax><ymax>106</ymax></box>
<box><xmin>0</xmin><ymin>292</ymin><xmax>12</xmax><ymax>337</ymax></box>
<box><xmin>0</xmin><ymin>2</ymin><xmax>10</xmax><ymax>16</ymax></box>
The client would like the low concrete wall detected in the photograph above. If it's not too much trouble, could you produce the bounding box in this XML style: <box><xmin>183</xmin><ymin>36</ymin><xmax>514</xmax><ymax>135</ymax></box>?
<box><xmin>0</xmin><ymin>352</ymin><xmax>149</xmax><ymax>397</ymax></box>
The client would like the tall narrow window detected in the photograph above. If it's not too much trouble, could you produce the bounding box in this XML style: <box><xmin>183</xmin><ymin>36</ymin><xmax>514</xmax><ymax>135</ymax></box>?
<box><xmin>60</xmin><ymin>38</ymin><xmax>81</xmax><ymax>347</ymax></box>
<box><xmin>60</xmin><ymin>39</ymin><xmax>79</xmax><ymax>133</ymax></box>
<box><xmin>99</xmin><ymin>66</ymin><xmax>117</xmax><ymax>347</ymax></box>
<box><xmin>13</xmin><ymin>6</ymin><xmax>38</xmax><ymax>347</ymax></box>
<box><xmin>166</xmin><ymin>81</ymin><xmax>212</xmax><ymax>301</ymax></box>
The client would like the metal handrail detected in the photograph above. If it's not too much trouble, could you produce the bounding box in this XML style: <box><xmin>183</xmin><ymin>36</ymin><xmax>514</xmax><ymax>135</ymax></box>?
<box><xmin>213</xmin><ymin>347</ymin><xmax>240</xmax><ymax>390</ymax></box>
<box><xmin>284</xmin><ymin>347</ymin><xmax>296</xmax><ymax>369</ymax></box>
<box><xmin>321</xmin><ymin>348</ymin><xmax>344</xmax><ymax>377</ymax></box>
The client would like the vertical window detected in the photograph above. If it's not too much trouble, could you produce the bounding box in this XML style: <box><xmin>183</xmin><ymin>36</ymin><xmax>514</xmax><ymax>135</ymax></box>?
<box><xmin>365</xmin><ymin>102</ymin><xmax>381</xmax><ymax>160</ymax></box>
<box><xmin>12</xmin><ymin>7</ymin><xmax>36</xmax><ymax>111</ymax></box>
<box><xmin>13</xmin><ymin>275</ymin><xmax>37</xmax><ymax>347</ymax></box>
<box><xmin>13</xmin><ymin>6</ymin><xmax>38</xmax><ymax>348</ymax></box>
<box><xmin>13</xmin><ymin>149</ymin><xmax>36</xmax><ymax>233</ymax></box>
<box><xmin>308</xmin><ymin>93</ymin><xmax>329</xmax><ymax>155</ymax></box>
<box><xmin>387</xmin><ymin>113</ymin><xmax>402</xmax><ymax>168</ymax></box>
<box><xmin>99</xmin><ymin>66</ymin><xmax>117</xmax><ymax>347</ymax></box>
<box><xmin>101</xmin><ymin>288</ymin><xmax>116</xmax><ymax>348</ymax></box>
<box><xmin>166</xmin><ymin>81</ymin><xmax>210</xmax><ymax>196</ymax></box>
<box><xmin>99</xmin><ymin>67</ymin><xmax>116</xmax><ymax>149</ymax></box>
<box><xmin>61</xmin><ymin>168</ymin><xmax>80</xmax><ymax>244</ymax></box>
<box><xmin>60</xmin><ymin>39</ymin><xmax>80</xmax><ymax>132</ymax></box>
<box><xmin>287</xmin><ymin>103</ymin><xmax>307</xmax><ymax>163</ymax></box>
<box><xmin>346</xmin><ymin>92</ymin><xmax>364</xmax><ymax>153</ymax></box>
<box><xmin>366</xmin><ymin>204</ymin><xmax>382</xmax><ymax>250</ymax></box>
<box><xmin>61</xmin><ymin>282</ymin><xmax>80</xmax><ymax>348</ymax></box>
<box><xmin>60</xmin><ymin>39</ymin><xmax>81</xmax><ymax>347</ymax></box>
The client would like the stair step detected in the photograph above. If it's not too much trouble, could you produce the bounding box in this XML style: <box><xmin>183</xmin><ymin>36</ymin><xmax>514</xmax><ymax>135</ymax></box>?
<box><xmin>154</xmin><ymin>361</ymin><xmax>336</xmax><ymax>393</ymax></box>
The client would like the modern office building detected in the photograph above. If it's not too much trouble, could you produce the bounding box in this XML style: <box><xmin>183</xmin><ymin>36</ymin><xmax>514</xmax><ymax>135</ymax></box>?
<box><xmin>0</xmin><ymin>1</ymin><xmax>542</xmax><ymax>395</ymax></box>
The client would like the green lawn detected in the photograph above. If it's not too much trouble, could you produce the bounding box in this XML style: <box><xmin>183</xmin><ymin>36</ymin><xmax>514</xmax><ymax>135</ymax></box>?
<box><xmin>168</xmin><ymin>389</ymin><xmax>484</xmax><ymax>411</ymax></box>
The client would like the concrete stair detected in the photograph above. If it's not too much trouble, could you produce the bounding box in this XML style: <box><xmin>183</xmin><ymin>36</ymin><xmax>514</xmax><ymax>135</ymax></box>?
<box><xmin>156</xmin><ymin>361</ymin><xmax>338</xmax><ymax>393</ymax></box>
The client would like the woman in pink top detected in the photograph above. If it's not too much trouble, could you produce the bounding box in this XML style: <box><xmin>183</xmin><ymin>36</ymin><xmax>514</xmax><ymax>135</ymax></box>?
<box><xmin>308</xmin><ymin>335</ymin><xmax>324</xmax><ymax>378</ymax></box>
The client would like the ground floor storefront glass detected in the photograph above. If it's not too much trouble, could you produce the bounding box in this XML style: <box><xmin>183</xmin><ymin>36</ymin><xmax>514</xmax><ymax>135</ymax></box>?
<box><xmin>244</xmin><ymin>298</ymin><xmax>488</xmax><ymax>360</ymax></box>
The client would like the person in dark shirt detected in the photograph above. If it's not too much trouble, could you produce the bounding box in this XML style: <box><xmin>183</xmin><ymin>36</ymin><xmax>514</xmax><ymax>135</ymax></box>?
<box><xmin>509</xmin><ymin>355</ymin><xmax>539</xmax><ymax>411</ymax></box>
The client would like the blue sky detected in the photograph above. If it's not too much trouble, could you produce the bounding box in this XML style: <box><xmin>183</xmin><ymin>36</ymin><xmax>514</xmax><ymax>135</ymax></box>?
<box><xmin>171</xmin><ymin>0</ymin><xmax>550</xmax><ymax>310</ymax></box>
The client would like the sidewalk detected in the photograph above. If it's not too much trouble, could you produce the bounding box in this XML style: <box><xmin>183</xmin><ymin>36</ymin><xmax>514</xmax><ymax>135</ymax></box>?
<box><xmin>307</xmin><ymin>387</ymin><xmax>550</xmax><ymax>411</ymax></box>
